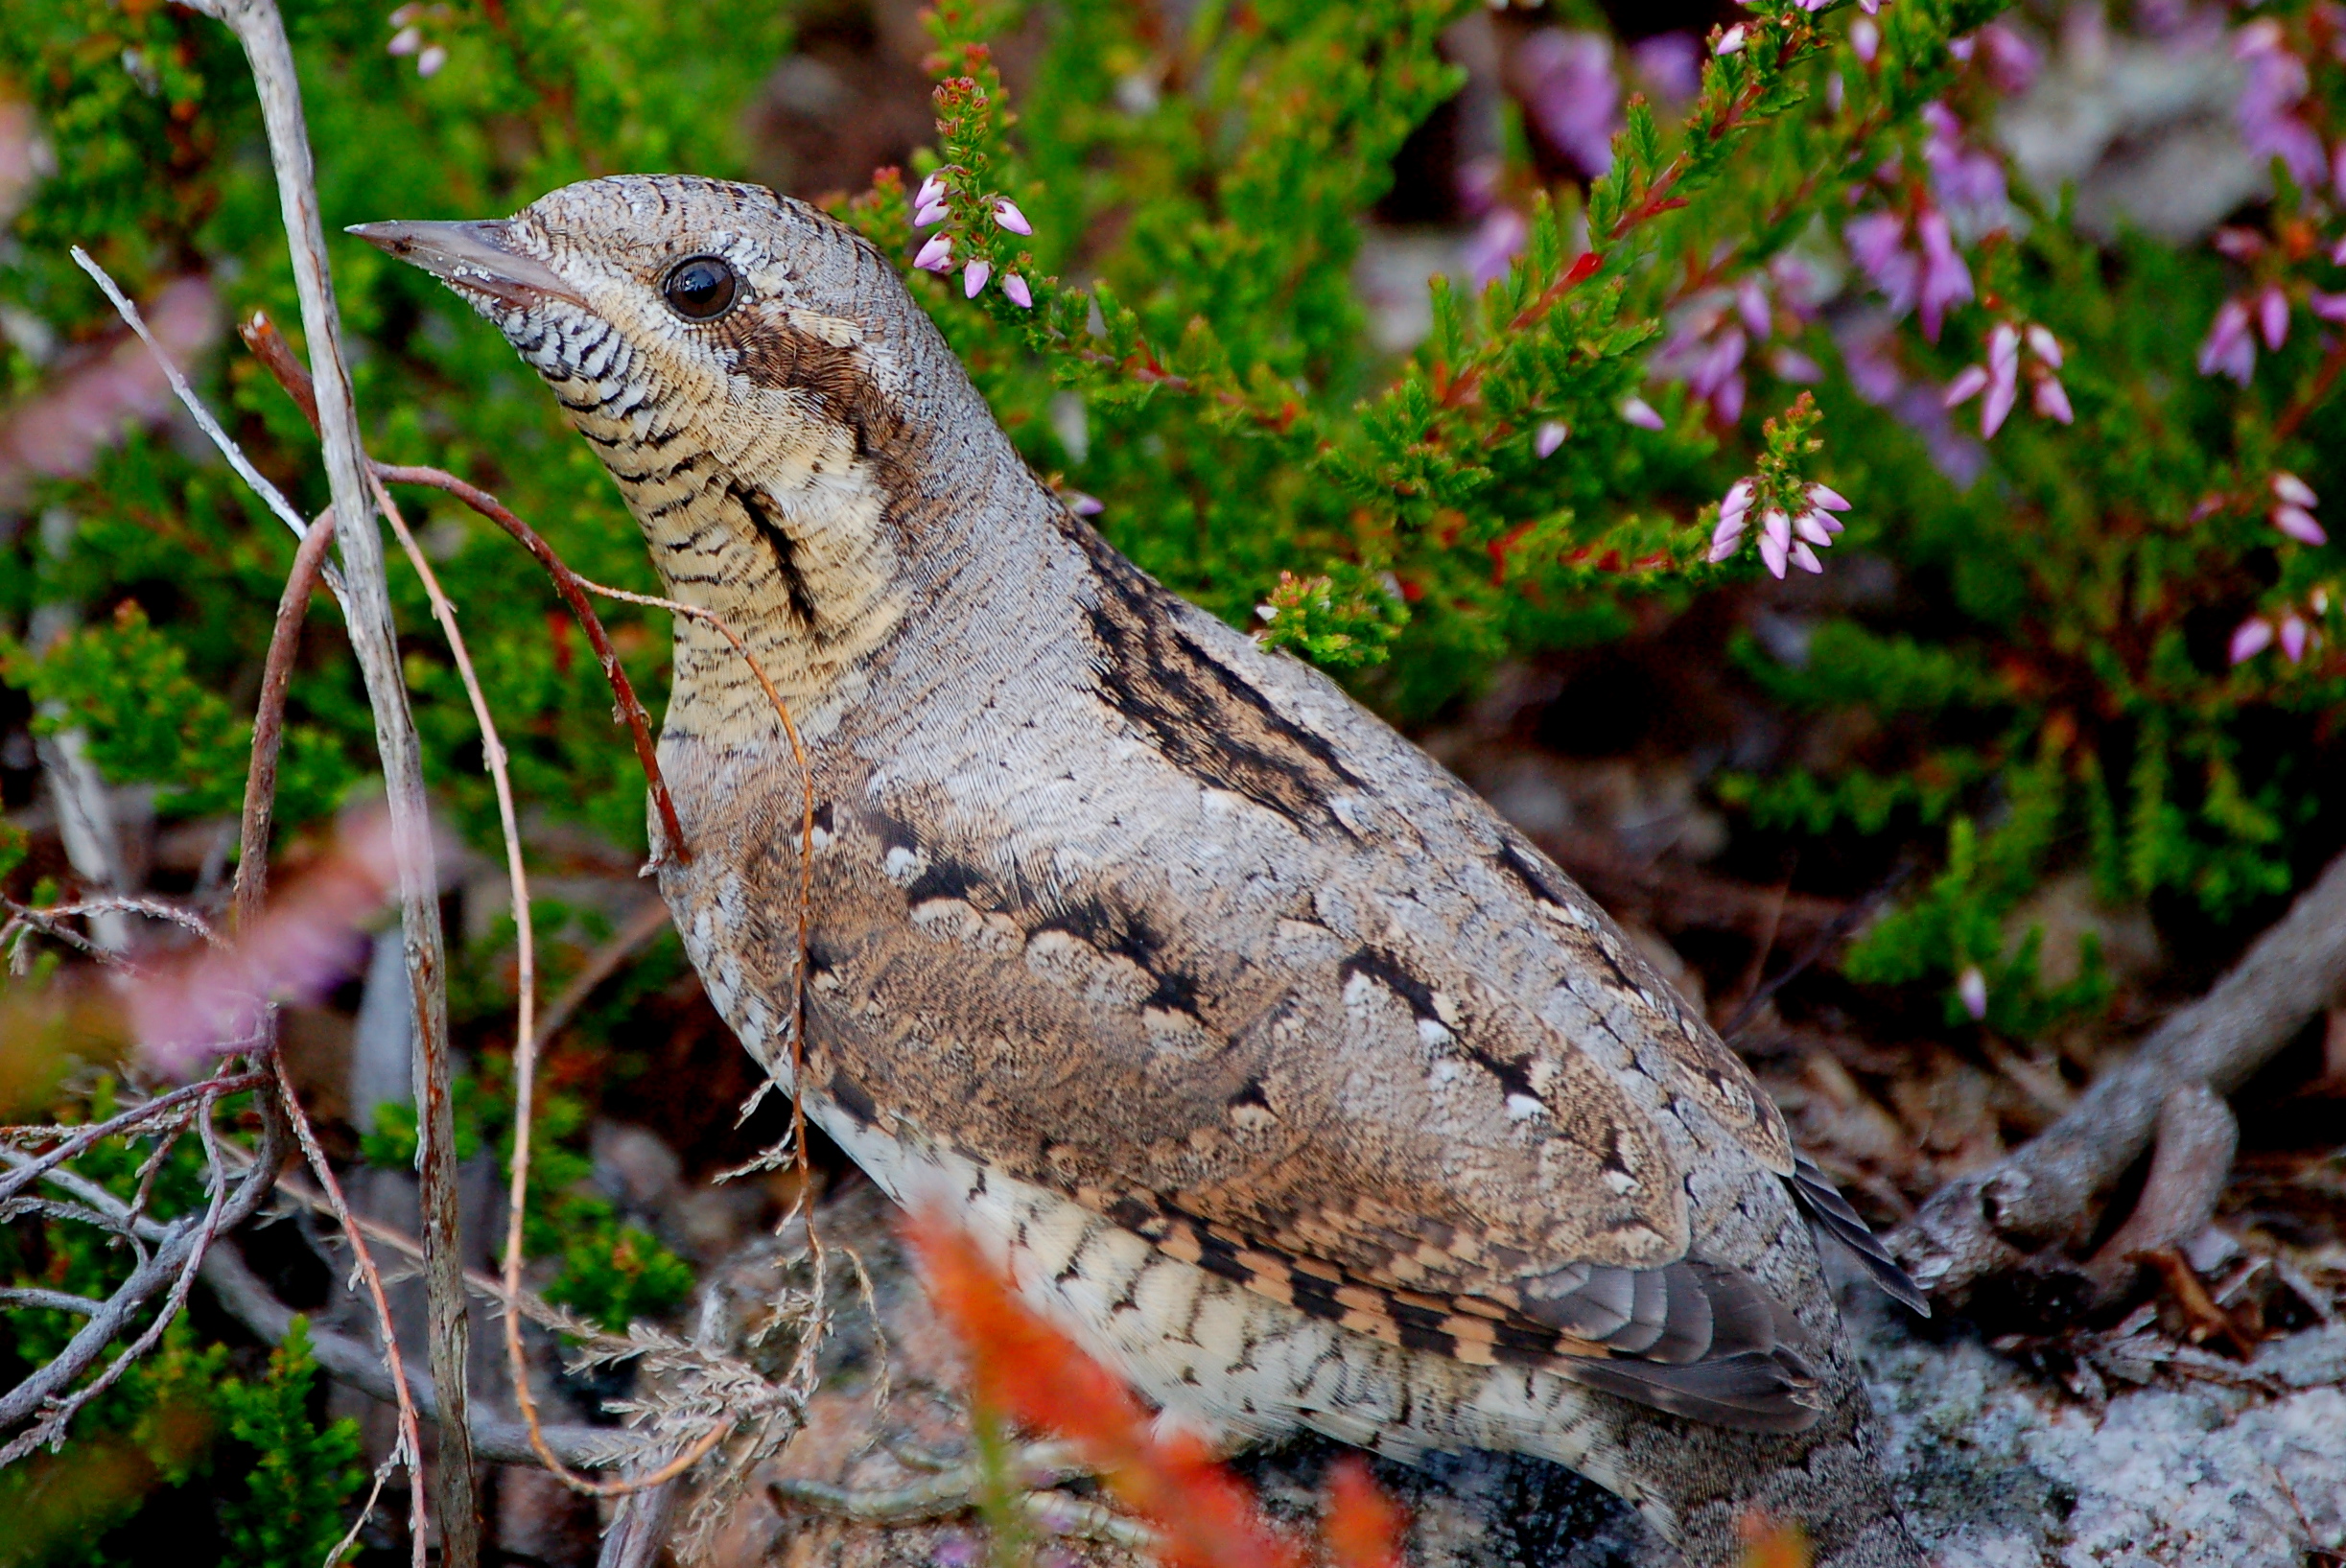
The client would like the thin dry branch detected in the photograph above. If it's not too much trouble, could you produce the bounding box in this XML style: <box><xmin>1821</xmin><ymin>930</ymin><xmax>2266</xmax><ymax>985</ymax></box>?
<box><xmin>229</xmin><ymin>505</ymin><xmax>339</xmax><ymax>932</ymax></box>
<box><xmin>1894</xmin><ymin>845</ymin><xmax>2346</xmax><ymax>1298</ymax></box>
<box><xmin>0</xmin><ymin>1087</ymin><xmax>285</xmax><ymax>1464</ymax></box>
<box><xmin>163</xmin><ymin>5</ymin><xmax>479</xmax><ymax>1553</ymax></box>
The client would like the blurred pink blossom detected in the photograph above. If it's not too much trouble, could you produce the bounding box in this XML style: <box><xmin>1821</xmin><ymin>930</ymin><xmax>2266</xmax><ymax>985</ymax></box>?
<box><xmin>0</xmin><ymin>276</ymin><xmax>219</xmax><ymax>509</ymax></box>
<box><xmin>129</xmin><ymin>813</ymin><xmax>401</xmax><ymax>1079</ymax></box>
<box><xmin>1517</xmin><ymin>30</ymin><xmax>1619</xmax><ymax>178</ymax></box>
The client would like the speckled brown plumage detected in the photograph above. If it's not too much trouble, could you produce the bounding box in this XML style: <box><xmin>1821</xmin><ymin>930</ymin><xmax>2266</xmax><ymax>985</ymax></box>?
<box><xmin>358</xmin><ymin>175</ymin><xmax>1927</xmax><ymax>1568</ymax></box>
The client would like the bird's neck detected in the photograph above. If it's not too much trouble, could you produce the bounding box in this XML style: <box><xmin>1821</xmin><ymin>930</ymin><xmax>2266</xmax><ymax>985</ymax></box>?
<box><xmin>571</xmin><ymin>377</ymin><xmax>1069</xmax><ymax>754</ymax></box>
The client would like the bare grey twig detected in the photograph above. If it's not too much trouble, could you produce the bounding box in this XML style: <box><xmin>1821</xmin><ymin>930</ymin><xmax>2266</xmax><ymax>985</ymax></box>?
<box><xmin>162</xmin><ymin>3</ymin><xmax>480</xmax><ymax>1555</ymax></box>
<box><xmin>1894</xmin><ymin>846</ymin><xmax>2346</xmax><ymax>1298</ymax></box>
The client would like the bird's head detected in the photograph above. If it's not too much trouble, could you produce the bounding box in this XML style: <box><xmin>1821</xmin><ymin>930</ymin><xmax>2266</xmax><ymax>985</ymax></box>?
<box><xmin>352</xmin><ymin>174</ymin><xmax>908</xmax><ymax>464</ymax></box>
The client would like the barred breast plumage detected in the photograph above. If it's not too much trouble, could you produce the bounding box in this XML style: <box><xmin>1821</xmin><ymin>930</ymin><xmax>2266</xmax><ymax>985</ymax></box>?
<box><xmin>357</xmin><ymin>173</ymin><xmax>1927</xmax><ymax>1568</ymax></box>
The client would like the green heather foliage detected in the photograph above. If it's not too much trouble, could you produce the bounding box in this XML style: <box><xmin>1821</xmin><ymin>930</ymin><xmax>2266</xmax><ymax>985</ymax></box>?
<box><xmin>4</xmin><ymin>0</ymin><xmax>2346</xmax><ymax>1541</ymax></box>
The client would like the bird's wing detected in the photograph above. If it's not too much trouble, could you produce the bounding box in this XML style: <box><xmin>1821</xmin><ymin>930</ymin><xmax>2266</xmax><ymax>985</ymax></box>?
<box><xmin>748</xmin><ymin>541</ymin><xmax>1837</xmax><ymax>1428</ymax></box>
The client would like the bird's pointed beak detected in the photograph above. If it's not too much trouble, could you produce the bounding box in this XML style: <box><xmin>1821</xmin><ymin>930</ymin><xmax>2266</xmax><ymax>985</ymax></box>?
<box><xmin>347</xmin><ymin>219</ymin><xmax>584</xmax><ymax>310</ymax></box>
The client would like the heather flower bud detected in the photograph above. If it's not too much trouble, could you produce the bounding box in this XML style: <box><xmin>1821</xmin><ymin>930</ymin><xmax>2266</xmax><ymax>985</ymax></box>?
<box><xmin>913</xmin><ymin>233</ymin><xmax>953</xmax><ymax>272</ymax></box>
<box><xmin>388</xmin><ymin>25</ymin><xmax>421</xmax><ymax>55</ymax></box>
<box><xmin>2272</xmin><ymin>504</ymin><xmax>2327</xmax><ymax>546</ymax></box>
<box><xmin>2273</xmin><ymin>472</ymin><xmax>2318</xmax><ymax>507</ymax></box>
<box><xmin>1794</xmin><ymin>510</ymin><xmax>1835</xmax><ymax>548</ymax></box>
<box><xmin>1759</xmin><ymin>527</ymin><xmax>1789</xmax><ymax>578</ymax></box>
<box><xmin>1003</xmin><ymin>273</ymin><xmax>1034</xmax><ymax>310</ymax></box>
<box><xmin>1763</xmin><ymin>508</ymin><xmax>1792</xmax><ymax>554</ymax></box>
<box><xmin>1622</xmin><ymin>397</ymin><xmax>1666</xmax><ymax>431</ymax></box>
<box><xmin>914</xmin><ymin>199</ymin><xmax>950</xmax><ymax>227</ymax></box>
<box><xmin>1717</xmin><ymin>25</ymin><xmax>1748</xmax><ymax>56</ymax></box>
<box><xmin>1806</xmin><ymin>482</ymin><xmax>1852</xmax><ymax>512</ymax></box>
<box><xmin>1944</xmin><ymin>364</ymin><xmax>1991</xmax><ymax>406</ymax></box>
<box><xmin>1790</xmin><ymin>539</ymin><xmax>1824</xmax><ymax>573</ymax></box>
<box><xmin>2230</xmin><ymin>616</ymin><xmax>2274</xmax><ymax>664</ymax></box>
<box><xmin>1982</xmin><ymin>373</ymin><xmax>2018</xmax><ymax>438</ymax></box>
<box><xmin>1535</xmin><ymin>420</ymin><xmax>1569</xmax><ymax>457</ymax></box>
<box><xmin>963</xmin><ymin>258</ymin><xmax>993</xmax><ymax>298</ymax></box>
<box><xmin>913</xmin><ymin>172</ymin><xmax>947</xmax><ymax>210</ymax></box>
<box><xmin>1957</xmin><ymin>965</ymin><xmax>1987</xmax><ymax>1021</ymax></box>
<box><xmin>2280</xmin><ymin>616</ymin><xmax>2310</xmax><ymax>663</ymax></box>
<box><xmin>2024</xmin><ymin>324</ymin><xmax>2062</xmax><ymax>368</ymax></box>
<box><xmin>417</xmin><ymin>43</ymin><xmax>447</xmax><ymax>77</ymax></box>
<box><xmin>1987</xmin><ymin>322</ymin><xmax>2020</xmax><ymax>386</ymax></box>
<box><xmin>1708</xmin><ymin>515</ymin><xmax>1748</xmax><ymax>560</ymax></box>
<box><xmin>993</xmin><ymin>198</ymin><xmax>1033</xmax><ymax>236</ymax></box>
<box><xmin>2257</xmin><ymin>285</ymin><xmax>2290</xmax><ymax>351</ymax></box>
<box><xmin>1722</xmin><ymin>478</ymin><xmax>1757</xmax><ymax>525</ymax></box>
<box><xmin>1068</xmin><ymin>491</ymin><xmax>1105</xmax><ymax>517</ymax></box>
<box><xmin>2031</xmin><ymin>374</ymin><xmax>2073</xmax><ymax>425</ymax></box>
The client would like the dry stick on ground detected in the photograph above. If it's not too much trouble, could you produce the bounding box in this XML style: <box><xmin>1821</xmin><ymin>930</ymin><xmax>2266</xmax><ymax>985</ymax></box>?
<box><xmin>167</xmin><ymin>4</ymin><xmax>479</xmax><ymax>1556</ymax></box>
<box><xmin>1893</xmin><ymin>845</ymin><xmax>2346</xmax><ymax>1299</ymax></box>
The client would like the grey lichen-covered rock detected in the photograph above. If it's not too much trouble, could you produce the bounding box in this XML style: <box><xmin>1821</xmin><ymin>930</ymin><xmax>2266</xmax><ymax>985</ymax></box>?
<box><xmin>1858</xmin><ymin>1293</ymin><xmax>2346</xmax><ymax>1568</ymax></box>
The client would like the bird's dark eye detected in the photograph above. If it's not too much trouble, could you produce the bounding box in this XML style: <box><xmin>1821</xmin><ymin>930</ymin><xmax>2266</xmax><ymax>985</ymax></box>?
<box><xmin>662</xmin><ymin>256</ymin><xmax>739</xmax><ymax>321</ymax></box>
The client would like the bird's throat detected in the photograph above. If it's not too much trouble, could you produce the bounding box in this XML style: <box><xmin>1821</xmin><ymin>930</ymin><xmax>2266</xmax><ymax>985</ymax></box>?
<box><xmin>574</xmin><ymin>395</ymin><xmax>908</xmax><ymax>747</ymax></box>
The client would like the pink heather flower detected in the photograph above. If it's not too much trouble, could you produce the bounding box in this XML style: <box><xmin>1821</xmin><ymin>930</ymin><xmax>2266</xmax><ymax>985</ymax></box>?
<box><xmin>1762</xmin><ymin>507</ymin><xmax>1793</xmax><ymax>555</ymax></box>
<box><xmin>2235</xmin><ymin>22</ymin><xmax>2327</xmax><ymax>186</ymax></box>
<box><xmin>1519</xmin><ymin>30</ymin><xmax>1621</xmax><ymax>178</ymax></box>
<box><xmin>2273</xmin><ymin>504</ymin><xmax>2327</xmax><ymax>546</ymax></box>
<box><xmin>2311</xmin><ymin>292</ymin><xmax>2346</xmax><ymax>324</ymax></box>
<box><xmin>1850</xmin><ymin>17</ymin><xmax>1881</xmax><ymax>66</ymax></box>
<box><xmin>1944</xmin><ymin>364</ymin><xmax>1992</xmax><ymax>406</ymax></box>
<box><xmin>1914</xmin><ymin>209</ymin><xmax>1973</xmax><ymax>341</ymax></box>
<box><xmin>1622</xmin><ymin>396</ymin><xmax>1666</xmax><ymax>431</ymax></box>
<box><xmin>2198</xmin><ymin>299</ymin><xmax>2255</xmax><ymax>385</ymax></box>
<box><xmin>914</xmin><ymin>199</ymin><xmax>950</xmax><ymax>227</ymax></box>
<box><xmin>1982</xmin><ymin>371</ymin><xmax>2019</xmax><ymax>438</ymax></box>
<box><xmin>2024</xmin><ymin>324</ymin><xmax>2062</xmax><ymax>369</ymax></box>
<box><xmin>913</xmin><ymin>233</ymin><xmax>953</xmax><ymax>272</ymax></box>
<box><xmin>2031</xmin><ymin>373</ymin><xmax>2073</xmax><ymax>424</ymax></box>
<box><xmin>913</xmin><ymin>172</ymin><xmax>947</xmax><ymax>210</ymax></box>
<box><xmin>1922</xmin><ymin>102</ymin><xmax>2007</xmax><ymax>219</ymax></box>
<box><xmin>1722</xmin><ymin>478</ymin><xmax>1757</xmax><ymax>526</ymax></box>
<box><xmin>1807</xmin><ymin>483</ymin><xmax>1852</xmax><ymax>512</ymax></box>
<box><xmin>1987</xmin><ymin>322</ymin><xmax>2021</xmax><ymax>385</ymax></box>
<box><xmin>1758</xmin><ymin>526</ymin><xmax>1789</xmax><ymax>578</ymax></box>
<box><xmin>2256</xmin><ymin>285</ymin><xmax>2290</xmax><ymax>351</ymax></box>
<box><xmin>2280</xmin><ymin>616</ymin><xmax>2311</xmax><ymax>663</ymax></box>
<box><xmin>2230</xmin><ymin>616</ymin><xmax>2275</xmax><ymax>664</ymax></box>
<box><xmin>1068</xmin><ymin>491</ymin><xmax>1105</xmax><ymax>517</ymax></box>
<box><xmin>1975</xmin><ymin>22</ymin><xmax>2042</xmax><ymax>94</ymax></box>
<box><xmin>1708</xmin><ymin>515</ymin><xmax>1747</xmax><ymax>562</ymax></box>
<box><xmin>1793</xmin><ymin>509</ymin><xmax>1835</xmax><ymax>547</ymax></box>
<box><xmin>1770</xmin><ymin>347</ymin><xmax>1823</xmax><ymax>383</ymax></box>
<box><xmin>992</xmin><ymin>198</ymin><xmax>1033</xmax><ymax>236</ymax></box>
<box><xmin>1535</xmin><ymin>420</ymin><xmax>1569</xmax><ymax>457</ymax></box>
<box><xmin>1845</xmin><ymin>211</ymin><xmax>1920</xmax><ymax>316</ymax></box>
<box><xmin>963</xmin><ymin>258</ymin><xmax>992</xmax><ymax>298</ymax></box>
<box><xmin>1629</xmin><ymin>32</ymin><xmax>1702</xmax><ymax>105</ymax></box>
<box><xmin>2334</xmin><ymin>237</ymin><xmax>2346</xmax><ymax>266</ymax></box>
<box><xmin>1957</xmin><ymin>965</ymin><xmax>1988</xmax><ymax>1021</ymax></box>
<box><xmin>1789</xmin><ymin>539</ymin><xmax>1824</xmax><ymax>573</ymax></box>
<box><xmin>388</xmin><ymin>25</ymin><xmax>421</xmax><ymax>55</ymax></box>
<box><xmin>416</xmin><ymin>43</ymin><xmax>447</xmax><ymax>77</ymax></box>
<box><xmin>1463</xmin><ymin>207</ymin><xmax>1529</xmax><ymax>288</ymax></box>
<box><xmin>1717</xmin><ymin>25</ymin><xmax>1748</xmax><ymax>57</ymax></box>
<box><xmin>2335</xmin><ymin>140</ymin><xmax>2346</xmax><ymax>203</ymax></box>
<box><xmin>1736</xmin><ymin>276</ymin><xmax>1773</xmax><ymax>339</ymax></box>
<box><xmin>1003</xmin><ymin>273</ymin><xmax>1034</xmax><ymax>310</ymax></box>
<box><xmin>2273</xmin><ymin>472</ymin><xmax>2318</xmax><ymax>508</ymax></box>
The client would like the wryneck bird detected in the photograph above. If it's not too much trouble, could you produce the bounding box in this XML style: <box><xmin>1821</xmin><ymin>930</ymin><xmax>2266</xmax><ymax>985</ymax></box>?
<box><xmin>357</xmin><ymin>175</ymin><xmax>1927</xmax><ymax>1568</ymax></box>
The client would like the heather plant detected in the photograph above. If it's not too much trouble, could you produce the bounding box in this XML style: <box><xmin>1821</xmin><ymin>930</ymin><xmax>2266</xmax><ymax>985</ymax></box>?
<box><xmin>4</xmin><ymin>0</ymin><xmax>2346</xmax><ymax>1552</ymax></box>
